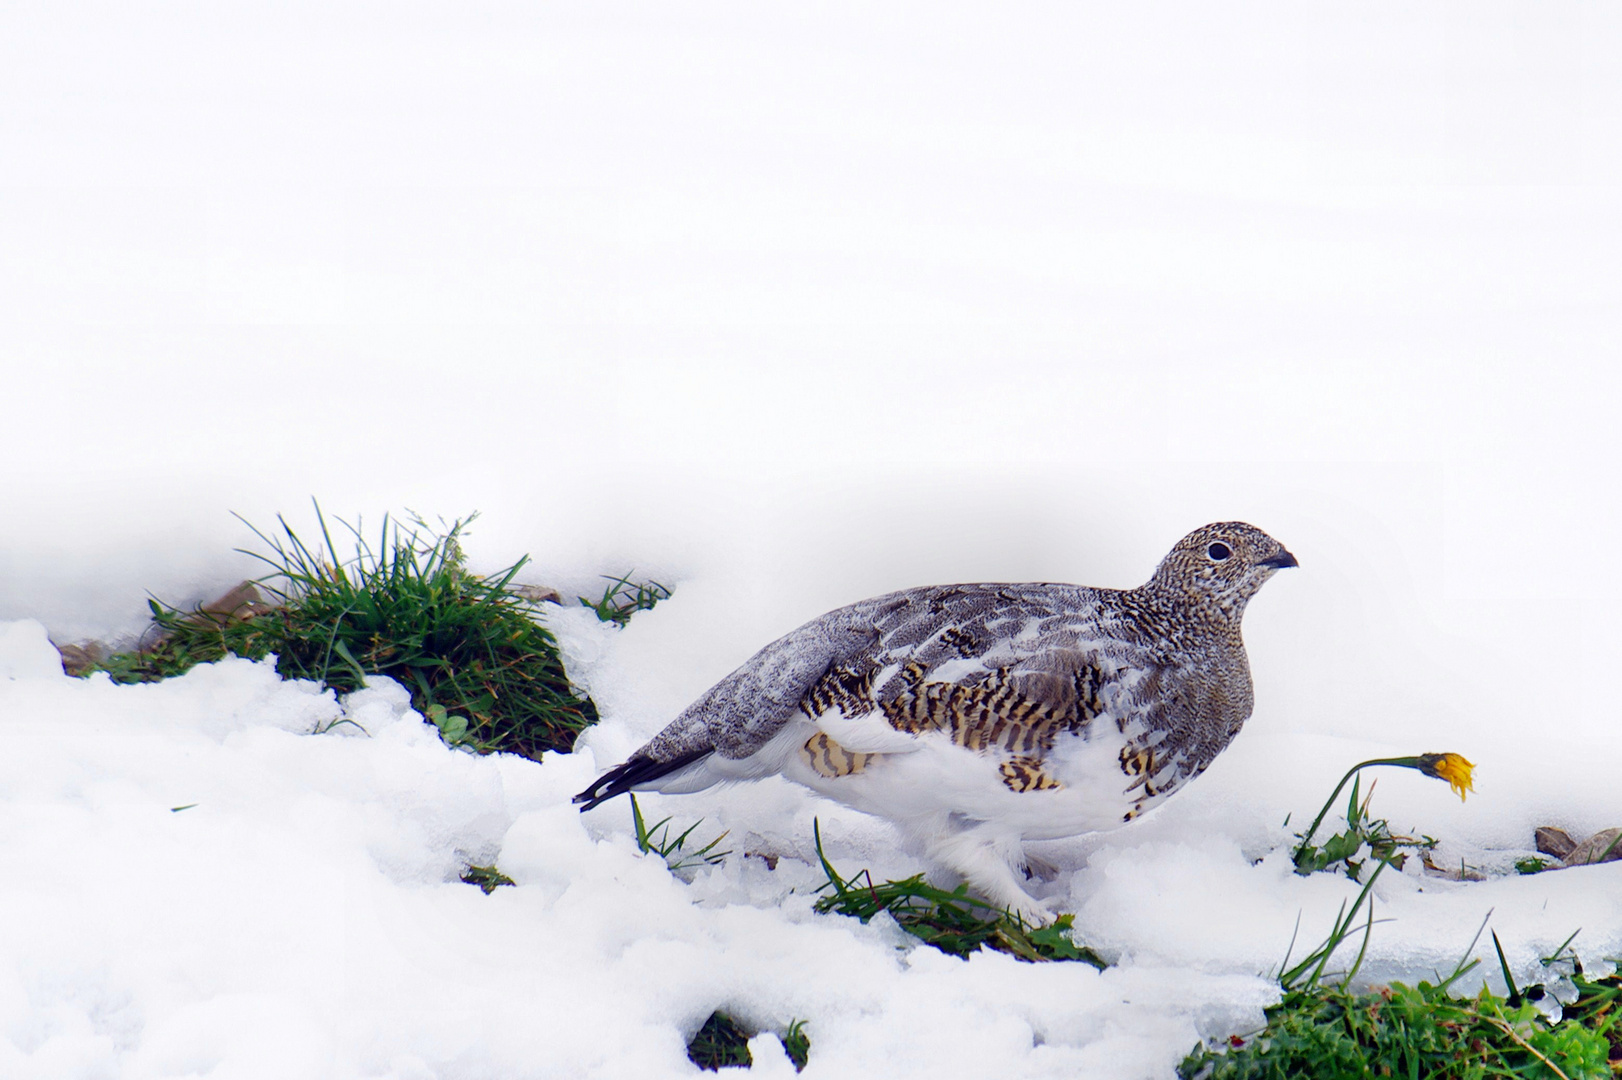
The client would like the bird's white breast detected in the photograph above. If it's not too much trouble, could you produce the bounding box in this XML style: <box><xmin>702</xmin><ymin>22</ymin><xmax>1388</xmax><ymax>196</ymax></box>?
<box><xmin>774</xmin><ymin>703</ymin><xmax>1151</xmax><ymax>843</ymax></box>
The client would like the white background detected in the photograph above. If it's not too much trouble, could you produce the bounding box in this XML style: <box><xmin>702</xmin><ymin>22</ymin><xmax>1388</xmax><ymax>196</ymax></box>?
<box><xmin>7</xmin><ymin>2</ymin><xmax>1622</xmax><ymax>752</ymax></box>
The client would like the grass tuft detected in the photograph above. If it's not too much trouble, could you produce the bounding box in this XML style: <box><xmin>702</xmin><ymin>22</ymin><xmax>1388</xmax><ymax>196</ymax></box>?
<box><xmin>811</xmin><ymin>822</ymin><xmax>1107</xmax><ymax>968</ymax></box>
<box><xmin>782</xmin><ymin>1020</ymin><xmax>811</xmax><ymax>1072</ymax></box>
<box><xmin>460</xmin><ymin>865</ymin><xmax>515</xmax><ymax>894</ymax></box>
<box><xmin>687</xmin><ymin>1011</ymin><xmax>753</xmax><ymax>1071</ymax></box>
<box><xmin>1183</xmin><ymin>756</ymin><xmax>1622</xmax><ymax>1079</ymax></box>
<box><xmin>684</xmin><ymin>1012</ymin><xmax>811</xmax><ymax>1073</ymax></box>
<box><xmin>88</xmin><ymin>505</ymin><xmax>601</xmax><ymax>757</ymax></box>
<box><xmin>580</xmin><ymin>572</ymin><xmax>670</xmax><ymax>627</ymax></box>
<box><xmin>1180</xmin><ymin>961</ymin><xmax>1622</xmax><ymax>1079</ymax></box>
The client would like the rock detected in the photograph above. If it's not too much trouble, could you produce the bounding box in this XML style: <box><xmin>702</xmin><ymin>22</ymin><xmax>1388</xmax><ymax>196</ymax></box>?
<box><xmin>53</xmin><ymin>581</ymin><xmax>278</xmax><ymax>678</ymax></box>
<box><xmin>180</xmin><ymin>580</ymin><xmax>277</xmax><ymax>628</ymax></box>
<box><xmin>1535</xmin><ymin>826</ymin><xmax>1578</xmax><ymax>860</ymax></box>
<box><xmin>513</xmin><ymin>584</ymin><xmax>565</xmax><ymax>605</ymax></box>
<box><xmin>1421</xmin><ymin>853</ymin><xmax>1487</xmax><ymax>882</ymax></box>
<box><xmin>54</xmin><ymin>641</ymin><xmax>108</xmax><ymax>677</ymax></box>
<box><xmin>1561</xmin><ymin>827</ymin><xmax>1622</xmax><ymax>867</ymax></box>
<box><xmin>1529</xmin><ymin>825</ymin><xmax>1622</xmax><ymax>870</ymax></box>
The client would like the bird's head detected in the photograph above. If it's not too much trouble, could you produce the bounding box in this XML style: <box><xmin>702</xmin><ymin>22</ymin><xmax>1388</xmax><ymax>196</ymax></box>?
<box><xmin>1145</xmin><ymin>522</ymin><xmax>1297</xmax><ymax>623</ymax></box>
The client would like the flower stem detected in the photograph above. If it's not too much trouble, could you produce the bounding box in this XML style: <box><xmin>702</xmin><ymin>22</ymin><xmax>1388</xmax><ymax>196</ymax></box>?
<box><xmin>1292</xmin><ymin>756</ymin><xmax>1421</xmax><ymax>868</ymax></box>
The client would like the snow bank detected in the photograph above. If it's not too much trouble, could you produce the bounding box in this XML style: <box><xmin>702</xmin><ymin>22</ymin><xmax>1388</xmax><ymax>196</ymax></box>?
<box><xmin>2</xmin><ymin>612</ymin><xmax>1616</xmax><ymax>1079</ymax></box>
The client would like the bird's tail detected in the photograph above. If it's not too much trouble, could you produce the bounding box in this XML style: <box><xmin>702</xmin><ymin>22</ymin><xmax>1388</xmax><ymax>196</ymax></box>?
<box><xmin>572</xmin><ymin>747</ymin><xmax>713</xmax><ymax>812</ymax></box>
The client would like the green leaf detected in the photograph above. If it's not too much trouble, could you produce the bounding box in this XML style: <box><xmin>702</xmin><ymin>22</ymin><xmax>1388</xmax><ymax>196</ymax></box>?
<box><xmin>426</xmin><ymin>703</ymin><xmax>470</xmax><ymax>744</ymax></box>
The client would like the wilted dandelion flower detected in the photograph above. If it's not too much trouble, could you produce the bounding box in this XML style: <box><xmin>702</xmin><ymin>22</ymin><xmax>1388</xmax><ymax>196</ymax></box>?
<box><xmin>1293</xmin><ymin>752</ymin><xmax>1479</xmax><ymax>876</ymax></box>
<box><xmin>1416</xmin><ymin>753</ymin><xmax>1475</xmax><ymax>801</ymax></box>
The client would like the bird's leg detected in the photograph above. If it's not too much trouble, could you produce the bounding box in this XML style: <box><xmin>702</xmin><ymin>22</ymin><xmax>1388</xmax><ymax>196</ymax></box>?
<box><xmin>925</xmin><ymin>826</ymin><xmax>1056</xmax><ymax>927</ymax></box>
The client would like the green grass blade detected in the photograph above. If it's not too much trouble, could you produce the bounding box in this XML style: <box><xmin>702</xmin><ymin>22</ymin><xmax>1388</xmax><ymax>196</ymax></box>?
<box><xmin>329</xmin><ymin>636</ymin><xmax>368</xmax><ymax>684</ymax></box>
<box><xmin>1492</xmin><ymin>930</ymin><xmax>1521</xmax><ymax>1006</ymax></box>
<box><xmin>812</xmin><ymin>819</ymin><xmax>847</xmax><ymax>895</ymax></box>
<box><xmin>1341</xmin><ymin>892</ymin><xmax>1379</xmax><ymax>989</ymax></box>
<box><xmin>1438</xmin><ymin>909</ymin><xmax>1494</xmax><ymax>992</ymax></box>
<box><xmin>1278</xmin><ymin>910</ymin><xmax>1303</xmax><ymax>977</ymax></box>
<box><xmin>1541</xmin><ymin>929</ymin><xmax>1581</xmax><ymax>967</ymax></box>
<box><xmin>631</xmin><ymin>794</ymin><xmax>651</xmax><ymax>854</ymax></box>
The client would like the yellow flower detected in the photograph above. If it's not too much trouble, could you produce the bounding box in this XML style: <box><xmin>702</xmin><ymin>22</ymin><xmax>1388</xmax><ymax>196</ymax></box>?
<box><xmin>1416</xmin><ymin>753</ymin><xmax>1475</xmax><ymax>801</ymax></box>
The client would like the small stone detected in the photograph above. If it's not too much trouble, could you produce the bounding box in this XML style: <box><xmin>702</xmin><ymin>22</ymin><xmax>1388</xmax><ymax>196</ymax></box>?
<box><xmin>1561</xmin><ymin>827</ymin><xmax>1622</xmax><ymax>867</ymax></box>
<box><xmin>54</xmin><ymin>641</ymin><xmax>107</xmax><ymax>677</ymax></box>
<box><xmin>181</xmin><ymin>581</ymin><xmax>277</xmax><ymax>628</ymax></box>
<box><xmin>1420</xmin><ymin>853</ymin><xmax>1487</xmax><ymax>881</ymax></box>
<box><xmin>1535</xmin><ymin>826</ymin><xmax>1578</xmax><ymax>860</ymax></box>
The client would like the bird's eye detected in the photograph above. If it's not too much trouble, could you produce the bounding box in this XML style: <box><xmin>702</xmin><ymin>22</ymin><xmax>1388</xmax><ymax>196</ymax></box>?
<box><xmin>1207</xmin><ymin>542</ymin><xmax>1232</xmax><ymax>561</ymax></box>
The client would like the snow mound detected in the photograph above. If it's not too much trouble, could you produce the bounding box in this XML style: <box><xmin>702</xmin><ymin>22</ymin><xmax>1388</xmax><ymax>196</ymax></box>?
<box><xmin>1</xmin><ymin>616</ymin><xmax>1617</xmax><ymax>1078</ymax></box>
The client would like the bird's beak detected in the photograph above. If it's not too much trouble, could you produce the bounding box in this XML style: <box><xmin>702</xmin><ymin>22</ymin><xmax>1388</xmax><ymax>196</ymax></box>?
<box><xmin>1259</xmin><ymin>548</ymin><xmax>1298</xmax><ymax>570</ymax></box>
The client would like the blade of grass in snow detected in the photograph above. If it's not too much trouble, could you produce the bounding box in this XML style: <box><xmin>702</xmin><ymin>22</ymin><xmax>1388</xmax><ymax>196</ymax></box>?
<box><xmin>630</xmin><ymin>794</ymin><xmax>731</xmax><ymax>873</ymax></box>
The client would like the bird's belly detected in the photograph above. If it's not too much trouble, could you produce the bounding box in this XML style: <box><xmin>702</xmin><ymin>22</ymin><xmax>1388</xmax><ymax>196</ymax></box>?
<box><xmin>779</xmin><ymin>718</ymin><xmax>1155</xmax><ymax>842</ymax></box>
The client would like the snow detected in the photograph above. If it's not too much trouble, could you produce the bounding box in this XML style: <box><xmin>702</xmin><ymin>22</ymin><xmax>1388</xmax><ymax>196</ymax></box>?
<box><xmin>0</xmin><ymin>602</ymin><xmax>1616</xmax><ymax>1078</ymax></box>
<box><xmin>0</xmin><ymin>633</ymin><xmax>1276</xmax><ymax>1079</ymax></box>
<box><xmin>3</xmin><ymin>0</ymin><xmax>1622</xmax><ymax>1075</ymax></box>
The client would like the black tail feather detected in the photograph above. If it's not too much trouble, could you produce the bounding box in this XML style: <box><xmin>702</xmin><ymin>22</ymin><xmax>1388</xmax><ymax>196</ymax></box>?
<box><xmin>573</xmin><ymin>747</ymin><xmax>713</xmax><ymax>811</ymax></box>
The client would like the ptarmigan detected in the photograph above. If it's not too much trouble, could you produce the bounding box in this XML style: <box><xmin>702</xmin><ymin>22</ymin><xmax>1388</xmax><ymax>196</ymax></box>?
<box><xmin>575</xmin><ymin>522</ymin><xmax>1296</xmax><ymax>922</ymax></box>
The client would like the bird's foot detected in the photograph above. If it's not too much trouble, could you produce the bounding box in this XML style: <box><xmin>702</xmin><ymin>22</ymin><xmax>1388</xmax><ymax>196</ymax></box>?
<box><xmin>1002</xmin><ymin>894</ymin><xmax>1059</xmax><ymax>928</ymax></box>
<box><xmin>923</xmin><ymin>828</ymin><xmax>1059</xmax><ymax>926</ymax></box>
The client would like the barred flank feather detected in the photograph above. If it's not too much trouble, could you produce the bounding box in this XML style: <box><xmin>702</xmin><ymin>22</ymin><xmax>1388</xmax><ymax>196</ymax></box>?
<box><xmin>800</xmin><ymin>732</ymin><xmax>876</xmax><ymax>778</ymax></box>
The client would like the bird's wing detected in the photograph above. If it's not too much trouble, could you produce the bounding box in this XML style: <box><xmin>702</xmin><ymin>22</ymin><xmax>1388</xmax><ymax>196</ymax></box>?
<box><xmin>573</xmin><ymin>603</ymin><xmax>889</xmax><ymax>809</ymax></box>
<box><xmin>800</xmin><ymin>582</ymin><xmax>1161</xmax><ymax>762</ymax></box>
<box><xmin>691</xmin><ymin>581</ymin><xmax>1161</xmax><ymax>762</ymax></box>
<box><xmin>635</xmin><ymin>602</ymin><xmax>884</xmax><ymax>763</ymax></box>
<box><xmin>642</xmin><ymin>581</ymin><xmax>1159</xmax><ymax>767</ymax></box>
